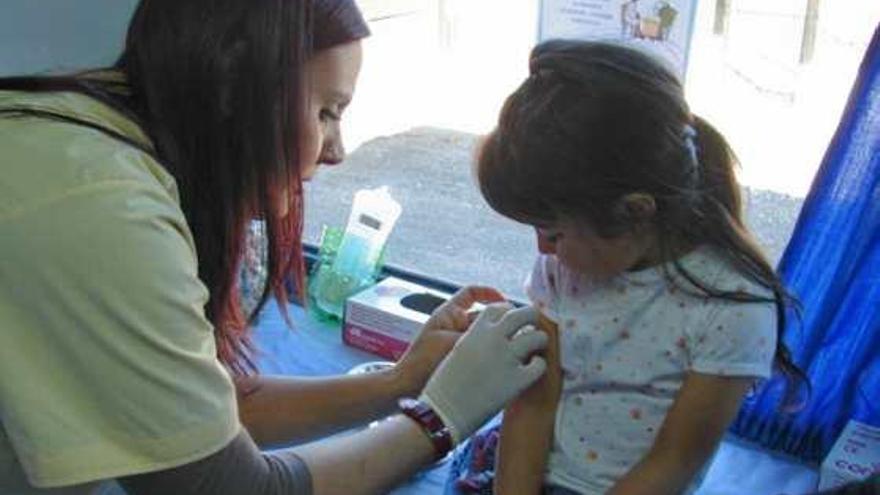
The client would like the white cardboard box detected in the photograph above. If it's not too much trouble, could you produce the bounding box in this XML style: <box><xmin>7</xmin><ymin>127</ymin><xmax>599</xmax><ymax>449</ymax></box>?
<box><xmin>818</xmin><ymin>420</ymin><xmax>880</xmax><ymax>490</ymax></box>
<box><xmin>342</xmin><ymin>277</ymin><xmax>450</xmax><ymax>360</ymax></box>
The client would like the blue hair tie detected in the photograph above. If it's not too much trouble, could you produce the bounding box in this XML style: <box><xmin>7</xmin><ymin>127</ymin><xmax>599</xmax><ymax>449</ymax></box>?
<box><xmin>682</xmin><ymin>124</ymin><xmax>699</xmax><ymax>165</ymax></box>
<box><xmin>682</xmin><ymin>124</ymin><xmax>701</xmax><ymax>189</ymax></box>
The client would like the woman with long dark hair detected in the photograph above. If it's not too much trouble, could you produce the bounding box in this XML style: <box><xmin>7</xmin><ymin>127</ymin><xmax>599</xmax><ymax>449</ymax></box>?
<box><xmin>0</xmin><ymin>1</ymin><xmax>548</xmax><ymax>493</ymax></box>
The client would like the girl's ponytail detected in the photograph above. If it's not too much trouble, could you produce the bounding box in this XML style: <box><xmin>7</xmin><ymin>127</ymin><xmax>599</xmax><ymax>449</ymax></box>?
<box><xmin>691</xmin><ymin>115</ymin><xmax>741</xmax><ymax>221</ymax></box>
<box><xmin>686</xmin><ymin>114</ymin><xmax>809</xmax><ymax>409</ymax></box>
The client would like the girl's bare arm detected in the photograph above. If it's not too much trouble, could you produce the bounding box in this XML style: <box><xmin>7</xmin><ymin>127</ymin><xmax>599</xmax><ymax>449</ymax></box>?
<box><xmin>494</xmin><ymin>312</ymin><xmax>561</xmax><ymax>495</ymax></box>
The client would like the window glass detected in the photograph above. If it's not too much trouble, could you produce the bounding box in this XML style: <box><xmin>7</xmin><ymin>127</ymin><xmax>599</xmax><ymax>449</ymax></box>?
<box><xmin>302</xmin><ymin>0</ymin><xmax>879</xmax><ymax>300</ymax></box>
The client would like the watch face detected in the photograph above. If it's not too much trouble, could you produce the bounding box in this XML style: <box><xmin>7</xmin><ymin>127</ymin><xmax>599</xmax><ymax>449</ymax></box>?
<box><xmin>398</xmin><ymin>398</ymin><xmax>453</xmax><ymax>464</ymax></box>
<box><xmin>399</xmin><ymin>397</ymin><xmax>422</xmax><ymax>412</ymax></box>
<box><xmin>348</xmin><ymin>361</ymin><xmax>395</xmax><ymax>375</ymax></box>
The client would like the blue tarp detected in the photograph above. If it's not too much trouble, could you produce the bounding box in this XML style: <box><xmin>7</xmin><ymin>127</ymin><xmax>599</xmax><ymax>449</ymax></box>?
<box><xmin>732</xmin><ymin>24</ymin><xmax>880</xmax><ymax>463</ymax></box>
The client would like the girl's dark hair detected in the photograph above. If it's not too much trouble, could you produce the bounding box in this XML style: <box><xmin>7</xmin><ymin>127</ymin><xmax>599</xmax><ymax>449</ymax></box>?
<box><xmin>0</xmin><ymin>0</ymin><xmax>369</xmax><ymax>375</ymax></box>
<box><xmin>477</xmin><ymin>40</ymin><xmax>807</xmax><ymax>407</ymax></box>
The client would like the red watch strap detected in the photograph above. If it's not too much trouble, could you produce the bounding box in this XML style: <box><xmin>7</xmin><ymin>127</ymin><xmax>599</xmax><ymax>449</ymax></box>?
<box><xmin>398</xmin><ymin>398</ymin><xmax>453</xmax><ymax>461</ymax></box>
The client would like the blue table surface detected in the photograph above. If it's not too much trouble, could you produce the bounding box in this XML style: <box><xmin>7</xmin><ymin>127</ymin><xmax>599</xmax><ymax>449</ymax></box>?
<box><xmin>253</xmin><ymin>301</ymin><xmax>453</xmax><ymax>495</ymax></box>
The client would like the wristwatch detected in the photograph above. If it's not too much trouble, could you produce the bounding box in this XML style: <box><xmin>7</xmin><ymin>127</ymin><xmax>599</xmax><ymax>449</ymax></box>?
<box><xmin>398</xmin><ymin>397</ymin><xmax>453</xmax><ymax>461</ymax></box>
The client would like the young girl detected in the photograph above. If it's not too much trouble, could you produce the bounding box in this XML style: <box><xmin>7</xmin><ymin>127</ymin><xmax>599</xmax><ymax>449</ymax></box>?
<box><xmin>475</xmin><ymin>40</ymin><xmax>805</xmax><ymax>494</ymax></box>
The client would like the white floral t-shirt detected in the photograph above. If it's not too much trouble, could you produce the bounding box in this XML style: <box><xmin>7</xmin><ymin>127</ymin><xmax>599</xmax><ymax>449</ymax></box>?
<box><xmin>526</xmin><ymin>247</ymin><xmax>777</xmax><ymax>494</ymax></box>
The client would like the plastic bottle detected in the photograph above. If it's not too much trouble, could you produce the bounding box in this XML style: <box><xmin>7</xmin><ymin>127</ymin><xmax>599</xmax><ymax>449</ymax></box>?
<box><xmin>313</xmin><ymin>186</ymin><xmax>402</xmax><ymax>318</ymax></box>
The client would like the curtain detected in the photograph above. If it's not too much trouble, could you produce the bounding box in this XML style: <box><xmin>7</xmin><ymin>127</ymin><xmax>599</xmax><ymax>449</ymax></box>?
<box><xmin>731</xmin><ymin>24</ymin><xmax>880</xmax><ymax>463</ymax></box>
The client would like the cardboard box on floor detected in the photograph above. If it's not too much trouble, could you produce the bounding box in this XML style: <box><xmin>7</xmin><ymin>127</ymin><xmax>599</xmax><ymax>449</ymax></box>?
<box><xmin>818</xmin><ymin>420</ymin><xmax>880</xmax><ymax>490</ymax></box>
<box><xmin>343</xmin><ymin>277</ymin><xmax>450</xmax><ymax>360</ymax></box>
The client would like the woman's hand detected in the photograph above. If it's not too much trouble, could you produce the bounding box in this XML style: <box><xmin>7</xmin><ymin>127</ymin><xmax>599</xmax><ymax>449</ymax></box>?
<box><xmin>394</xmin><ymin>285</ymin><xmax>507</xmax><ymax>396</ymax></box>
<box><xmin>420</xmin><ymin>303</ymin><xmax>548</xmax><ymax>443</ymax></box>
<box><xmin>508</xmin><ymin>312</ymin><xmax>562</xmax><ymax>414</ymax></box>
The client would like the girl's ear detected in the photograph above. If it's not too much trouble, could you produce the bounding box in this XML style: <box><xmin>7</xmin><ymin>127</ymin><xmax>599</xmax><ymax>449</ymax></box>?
<box><xmin>612</xmin><ymin>193</ymin><xmax>657</xmax><ymax>227</ymax></box>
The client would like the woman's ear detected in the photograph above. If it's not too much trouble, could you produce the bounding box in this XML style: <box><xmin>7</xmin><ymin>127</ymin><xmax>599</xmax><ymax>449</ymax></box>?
<box><xmin>612</xmin><ymin>193</ymin><xmax>657</xmax><ymax>227</ymax></box>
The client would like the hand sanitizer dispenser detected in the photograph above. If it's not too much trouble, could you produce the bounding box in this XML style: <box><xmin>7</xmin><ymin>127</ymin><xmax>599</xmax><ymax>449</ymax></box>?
<box><xmin>313</xmin><ymin>186</ymin><xmax>402</xmax><ymax>318</ymax></box>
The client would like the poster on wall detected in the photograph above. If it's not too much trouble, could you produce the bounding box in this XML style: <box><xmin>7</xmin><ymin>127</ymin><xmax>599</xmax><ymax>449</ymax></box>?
<box><xmin>538</xmin><ymin>0</ymin><xmax>699</xmax><ymax>80</ymax></box>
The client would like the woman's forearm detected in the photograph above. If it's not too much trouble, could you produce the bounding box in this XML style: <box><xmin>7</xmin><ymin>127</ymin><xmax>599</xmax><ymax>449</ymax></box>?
<box><xmin>120</xmin><ymin>418</ymin><xmax>436</xmax><ymax>495</ymax></box>
<box><xmin>294</xmin><ymin>415</ymin><xmax>436</xmax><ymax>495</ymax></box>
<box><xmin>236</xmin><ymin>368</ymin><xmax>419</xmax><ymax>448</ymax></box>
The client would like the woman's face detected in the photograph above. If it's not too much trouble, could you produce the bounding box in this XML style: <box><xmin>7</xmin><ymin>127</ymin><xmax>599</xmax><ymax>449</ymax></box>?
<box><xmin>301</xmin><ymin>40</ymin><xmax>363</xmax><ymax>180</ymax></box>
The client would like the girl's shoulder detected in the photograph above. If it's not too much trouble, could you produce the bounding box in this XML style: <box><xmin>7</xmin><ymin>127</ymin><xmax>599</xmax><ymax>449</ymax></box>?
<box><xmin>526</xmin><ymin>255</ymin><xmax>561</xmax><ymax>316</ymax></box>
<box><xmin>671</xmin><ymin>246</ymin><xmax>774</xmax><ymax>300</ymax></box>
<box><xmin>525</xmin><ymin>254</ymin><xmax>594</xmax><ymax>319</ymax></box>
<box><xmin>666</xmin><ymin>249</ymin><xmax>778</xmax><ymax>379</ymax></box>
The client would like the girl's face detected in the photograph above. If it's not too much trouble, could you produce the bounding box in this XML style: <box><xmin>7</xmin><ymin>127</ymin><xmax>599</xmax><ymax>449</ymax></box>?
<box><xmin>535</xmin><ymin>220</ymin><xmax>650</xmax><ymax>281</ymax></box>
<box><xmin>300</xmin><ymin>40</ymin><xmax>363</xmax><ymax>180</ymax></box>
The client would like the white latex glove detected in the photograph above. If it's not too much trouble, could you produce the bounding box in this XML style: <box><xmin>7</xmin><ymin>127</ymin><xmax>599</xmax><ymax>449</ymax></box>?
<box><xmin>419</xmin><ymin>303</ymin><xmax>548</xmax><ymax>444</ymax></box>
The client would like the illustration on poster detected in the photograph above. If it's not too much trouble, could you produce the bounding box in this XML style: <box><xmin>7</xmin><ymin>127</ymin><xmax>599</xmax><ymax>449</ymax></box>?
<box><xmin>539</xmin><ymin>0</ymin><xmax>697</xmax><ymax>81</ymax></box>
<box><xmin>620</xmin><ymin>0</ymin><xmax>679</xmax><ymax>41</ymax></box>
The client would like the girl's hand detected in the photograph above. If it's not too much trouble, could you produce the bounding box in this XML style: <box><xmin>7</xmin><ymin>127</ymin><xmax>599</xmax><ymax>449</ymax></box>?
<box><xmin>394</xmin><ymin>286</ymin><xmax>507</xmax><ymax>396</ymax></box>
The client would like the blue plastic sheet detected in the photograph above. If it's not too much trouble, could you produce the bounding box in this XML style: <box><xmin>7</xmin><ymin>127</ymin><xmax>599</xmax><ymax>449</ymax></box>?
<box><xmin>732</xmin><ymin>24</ymin><xmax>880</xmax><ymax>463</ymax></box>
